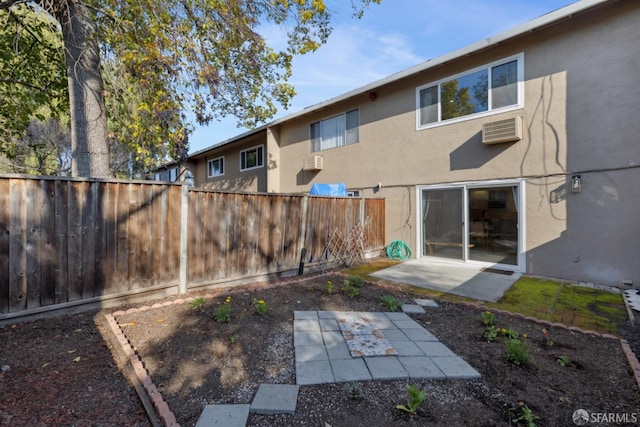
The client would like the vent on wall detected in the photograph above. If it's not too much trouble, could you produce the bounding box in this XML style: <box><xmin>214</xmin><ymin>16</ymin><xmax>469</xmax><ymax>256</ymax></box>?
<box><xmin>303</xmin><ymin>155</ymin><xmax>323</xmax><ymax>171</ymax></box>
<box><xmin>482</xmin><ymin>116</ymin><xmax>523</xmax><ymax>145</ymax></box>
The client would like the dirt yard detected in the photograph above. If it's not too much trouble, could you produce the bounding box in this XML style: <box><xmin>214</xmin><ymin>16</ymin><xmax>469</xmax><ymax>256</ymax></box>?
<box><xmin>1</xmin><ymin>273</ymin><xmax>639</xmax><ymax>426</ymax></box>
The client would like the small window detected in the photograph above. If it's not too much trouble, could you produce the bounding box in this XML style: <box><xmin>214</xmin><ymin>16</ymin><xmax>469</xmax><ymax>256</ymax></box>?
<box><xmin>208</xmin><ymin>157</ymin><xmax>225</xmax><ymax>177</ymax></box>
<box><xmin>169</xmin><ymin>167</ymin><xmax>178</xmax><ymax>182</ymax></box>
<box><xmin>417</xmin><ymin>54</ymin><xmax>523</xmax><ymax>129</ymax></box>
<box><xmin>310</xmin><ymin>109</ymin><xmax>359</xmax><ymax>152</ymax></box>
<box><xmin>240</xmin><ymin>145</ymin><xmax>264</xmax><ymax>171</ymax></box>
<box><xmin>347</xmin><ymin>190</ymin><xmax>361</xmax><ymax>197</ymax></box>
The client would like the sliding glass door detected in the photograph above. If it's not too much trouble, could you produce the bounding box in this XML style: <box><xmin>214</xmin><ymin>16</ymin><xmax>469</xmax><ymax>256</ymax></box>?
<box><xmin>421</xmin><ymin>188</ymin><xmax>464</xmax><ymax>260</ymax></box>
<box><xmin>420</xmin><ymin>182</ymin><xmax>521</xmax><ymax>269</ymax></box>
<box><xmin>467</xmin><ymin>186</ymin><xmax>519</xmax><ymax>266</ymax></box>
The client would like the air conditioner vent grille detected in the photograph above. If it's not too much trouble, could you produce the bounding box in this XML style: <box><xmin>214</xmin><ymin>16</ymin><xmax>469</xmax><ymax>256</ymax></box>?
<box><xmin>482</xmin><ymin>116</ymin><xmax>523</xmax><ymax>144</ymax></box>
<box><xmin>304</xmin><ymin>156</ymin><xmax>323</xmax><ymax>171</ymax></box>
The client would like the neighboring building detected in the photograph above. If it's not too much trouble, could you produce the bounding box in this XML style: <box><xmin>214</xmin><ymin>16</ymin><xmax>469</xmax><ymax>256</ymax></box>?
<box><xmin>183</xmin><ymin>0</ymin><xmax>640</xmax><ymax>287</ymax></box>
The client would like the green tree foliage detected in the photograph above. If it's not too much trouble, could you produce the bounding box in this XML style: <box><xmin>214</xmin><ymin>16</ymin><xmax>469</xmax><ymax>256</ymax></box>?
<box><xmin>0</xmin><ymin>5</ymin><xmax>67</xmax><ymax>158</ymax></box>
<box><xmin>440</xmin><ymin>79</ymin><xmax>475</xmax><ymax>120</ymax></box>
<box><xmin>0</xmin><ymin>0</ymin><xmax>381</xmax><ymax>177</ymax></box>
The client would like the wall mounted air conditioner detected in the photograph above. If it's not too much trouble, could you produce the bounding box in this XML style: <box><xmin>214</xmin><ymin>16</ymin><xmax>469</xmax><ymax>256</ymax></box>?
<box><xmin>482</xmin><ymin>116</ymin><xmax>523</xmax><ymax>145</ymax></box>
<box><xmin>303</xmin><ymin>156</ymin><xmax>323</xmax><ymax>171</ymax></box>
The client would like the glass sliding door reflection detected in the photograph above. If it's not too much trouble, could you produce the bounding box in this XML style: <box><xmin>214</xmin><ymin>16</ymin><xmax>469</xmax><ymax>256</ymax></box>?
<box><xmin>468</xmin><ymin>186</ymin><xmax>518</xmax><ymax>265</ymax></box>
<box><xmin>422</xmin><ymin>188</ymin><xmax>463</xmax><ymax>260</ymax></box>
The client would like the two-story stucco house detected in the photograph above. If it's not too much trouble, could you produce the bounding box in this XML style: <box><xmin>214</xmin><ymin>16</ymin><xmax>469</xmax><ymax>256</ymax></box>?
<box><xmin>181</xmin><ymin>0</ymin><xmax>640</xmax><ymax>287</ymax></box>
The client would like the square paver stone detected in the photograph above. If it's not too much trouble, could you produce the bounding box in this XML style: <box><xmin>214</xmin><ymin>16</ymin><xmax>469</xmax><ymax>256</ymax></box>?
<box><xmin>401</xmin><ymin>327</ymin><xmax>439</xmax><ymax>342</ymax></box>
<box><xmin>415</xmin><ymin>298</ymin><xmax>439</xmax><ymax>308</ymax></box>
<box><xmin>431</xmin><ymin>356</ymin><xmax>481</xmax><ymax>379</ymax></box>
<box><xmin>322</xmin><ymin>330</ymin><xmax>345</xmax><ymax>346</ymax></box>
<box><xmin>294</xmin><ymin>311</ymin><xmax>318</xmax><ymax>320</ymax></box>
<box><xmin>330</xmin><ymin>358</ymin><xmax>372</xmax><ymax>382</ymax></box>
<box><xmin>294</xmin><ymin>329</ymin><xmax>323</xmax><ymax>346</ymax></box>
<box><xmin>296</xmin><ymin>360</ymin><xmax>334</xmax><ymax>385</ymax></box>
<box><xmin>388</xmin><ymin>340</ymin><xmax>423</xmax><ymax>356</ymax></box>
<box><xmin>414</xmin><ymin>341</ymin><xmax>456</xmax><ymax>357</ymax></box>
<box><xmin>295</xmin><ymin>345</ymin><xmax>328</xmax><ymax>363</ymax></box>
<box><xmin>319</xmin><ymin>318</ymin><xmax>340</xmax><ymax>331</ymax></box>
<box><xmin>196</xmin><ymin>404</ymin><xmax>250</xmax><ymax>427</ymax></box>
<box><xmin>325</xmin><ymin>342</ymin><xmax>352</xmax><ymax>360</ymax></box>
<box><xmin>365</xmin><ymin>356</ymin><xmax>409</xmax><ymax>380</ymax></box>
<box><xmin>250</xmin><ymin>384</ymin><xmax>300</xmax><ymax>415</ymax></box>
<box><xmin>401</xmin><ymin>304</ymin><xmax>426</xmax><ymax>314</ymax></box>
<box><xmin>384</xmin><ymin>312</ymin><xmax>412</xmax><ymax>321</ymax></box>
<box><xmin>294</xmin><ymin>318</ymin><xmax>320</xmax><ymax>332</ymax></box>
<box><xmin>398</xmin><ymin>356</ymin><xmax>446</xmax><ymax>379</ymax></box>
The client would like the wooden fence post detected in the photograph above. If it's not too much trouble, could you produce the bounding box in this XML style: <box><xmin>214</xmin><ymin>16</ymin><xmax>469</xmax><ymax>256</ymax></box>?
<box><xmin>179</xmin><ymin>184</ymin><xmax>189</xmax><ymax>294</ymax></box>
<box><xmin>298</xmin><ymin>196</ymin><xmax>308</xmax><ymax>275</ymax></box>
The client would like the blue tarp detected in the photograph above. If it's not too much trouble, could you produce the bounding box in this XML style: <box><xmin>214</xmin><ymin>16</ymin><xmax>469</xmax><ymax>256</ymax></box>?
<box><xmin>310</xmin><ymin>183</ymin><xmax>347</xmax><ymax>197</ymax></box>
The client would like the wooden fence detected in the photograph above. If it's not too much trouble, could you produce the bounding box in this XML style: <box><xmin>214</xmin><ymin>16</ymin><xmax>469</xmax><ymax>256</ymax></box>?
<box><xmin>0</xmin><ymin>175</ymin><xmax>385</xmax><ymax>319</ymax></box>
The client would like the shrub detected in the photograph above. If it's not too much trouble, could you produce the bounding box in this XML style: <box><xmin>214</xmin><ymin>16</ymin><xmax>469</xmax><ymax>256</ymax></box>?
<box><xmin>505</xmin><ymin>338</ymin><xmax>532</xmax><ymax>365</ymax></box>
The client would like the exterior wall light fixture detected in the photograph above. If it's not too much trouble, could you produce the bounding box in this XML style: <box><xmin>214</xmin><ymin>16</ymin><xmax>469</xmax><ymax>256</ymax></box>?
<box><xmin>571</xmin><ymin>175</ymin><xmax>582</xmax><ymax>193</ymax></box>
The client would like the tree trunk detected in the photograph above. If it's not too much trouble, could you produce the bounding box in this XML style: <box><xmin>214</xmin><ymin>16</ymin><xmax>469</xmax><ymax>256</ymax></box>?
<box><xmin>52</xmin><ymin>1</ymin><xmax>111</xmax><ymax>178</ymax></box>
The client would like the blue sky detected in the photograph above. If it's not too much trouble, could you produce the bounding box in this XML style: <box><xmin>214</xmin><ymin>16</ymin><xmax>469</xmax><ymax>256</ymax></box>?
<box><xmin>188</xmin><ymin>0</ymin><xmax>576</xmax><ymax>154</ymax></box>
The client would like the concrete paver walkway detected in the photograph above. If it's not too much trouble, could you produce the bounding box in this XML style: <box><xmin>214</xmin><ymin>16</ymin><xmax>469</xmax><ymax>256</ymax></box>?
<box><xmin>294</xmin><ymin>310</ymin><xmax>480</xmax><ymax>385</ymax></box>
<box><xmin>196</xmin><ymin>305</ymin><xmax>480</xmax><ymax>426</ymax></box>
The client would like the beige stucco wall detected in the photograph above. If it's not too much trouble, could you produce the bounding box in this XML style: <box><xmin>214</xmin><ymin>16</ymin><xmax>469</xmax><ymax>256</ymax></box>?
<box><xmin>193</xmin><ymin>132</ymin><xmax>268</xmax><ymax>193</ymax></box>
<box><xmin>271</xmin><ymin>1</ymin><xmax>640</xmax><ymax>285</ymax></box>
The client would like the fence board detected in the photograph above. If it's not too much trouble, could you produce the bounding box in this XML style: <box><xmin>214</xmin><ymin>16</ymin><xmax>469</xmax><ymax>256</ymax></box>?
<box><xmin>0</xmin><ymin>179</ymin><xmax>9</xmax><ymax>313</ymax></box>
<box><xmin>40</xmin><ymin>180</ymin><xmax>56</xmax><ymax>306</ymax></box>
<box><xmin>8</xmin><ymin>179</ymin><xmax>26</xmax><ymax>312</ymax></box>
<box><xmin>25</xmin><ymin>179</ymin><xmax>41</xmax><ymax>309</ymax></box>
<box><xmin>102</xmin><ymin>182</ymin><xmax>117</xmax><ymax>295</ymax></box>
<box><xmin>54</xmin><ymin>180</ymin><xmax>69</xmax><ymax>304</ymax></box>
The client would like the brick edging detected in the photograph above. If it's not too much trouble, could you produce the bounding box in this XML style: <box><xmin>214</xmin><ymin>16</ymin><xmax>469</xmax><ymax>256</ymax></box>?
<box><xmin>104</xmin><ymin>312</ymin><xmax>179</xmax><ymax>427</ymax></box>
<box><xmin>459</xmin><ymin>301</ymin><xmax>640</xmax><ymax>392</ymax></box>
<box><xmin>103</xmin><ymin>272</ymin><xmax>344</xmax><ymax>426</ymax></box>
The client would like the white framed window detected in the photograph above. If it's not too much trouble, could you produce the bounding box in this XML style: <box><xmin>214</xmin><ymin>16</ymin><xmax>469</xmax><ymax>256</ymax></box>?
<box><xmin>310</xmin><ymin>109</ymin><xmax>359</xmax><ymax>152</ymax></box>
<box><xmin>347</xmin><ymin>190</ymin><xmax>361</xmax><ymax>197</ymax></box>
<box><xmin>208</xmin><ymin>157</ymin><xmax>225</xmax><ymax>177</ymax></box>
<box><xmin>416</xmin><ymin>53</ymin><xmax>524</xmax><ymax>129</ymax></box>
<box><xmin>240</xmin><ymin>145</ymin><xmax>264</xmax><ymax>171</ymax></box>
<box><xmin>169</xmin><ymin>167</ymin><xmax>178</xmax><ymax>182</ymax></box>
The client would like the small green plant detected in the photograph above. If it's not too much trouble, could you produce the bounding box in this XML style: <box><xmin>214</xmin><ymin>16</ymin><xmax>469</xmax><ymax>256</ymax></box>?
<box><xmin>505</xmin><ymin>338</ymin><xmax>532</xmax><ymax>366</ymax></box>
<box><xmin>341</xmin><ymin>280</ymin><xmax>360</xmax><ymax>298</ymax></box>
<box><xmin>509</xmin><ymin>401</ymin><xmax>540</xmax><ymax>426</ymax></box>
<box><xmin>345</xmin><ymin>275</ymin><xmax>365</xmax><ymax>287</ymax></box>
<box><xmin>326</xmin><ymin>280</ymin><xmax>334</xmax><ymax>294</ymax></box>
<box><xmin>229</xmin><ymin>334</ymin><xmax>239</xmax><ymax>343</ymax></box>
<box><xmin>395</xmin><ymin>384</ymin><xmax>427</xmax><ymax>415</ymax></box>
<box><xmin>557</xmin><ymin>355</ymin><xmax>573</xmax><ymax>367</ymax></box>
<box><xmin>343</xmin><ymin>381</ymin><xmax>363</xmax><ymax>400</ymax></box>
<box><xmin>379</xmin><ymin>294</ymin><xmax>403</xmax><ymax>312</ymax></box>
<box><xmin>214</xmin><ymin>296</ymin><xmax>232</xmax><ymax>323</ymax></box>
<box><xmin>541</xmin><ymin>328</ymin><xmax>554</xmax><ymax>347</ymax></box>
<box><xmin>252</xmin><ymin>298</ymin><xmax>269</xmax><ymax>315</ymax></box>
<box><xmin>481</xmin><ymin>310</ymin><xmax>496</xmax><ymax>326</ymax></box>
<box><xmin>484</xmin><ymin>325</ymin><xmax>499</xmax><ymax>342</ymax></box>
<box><xmin>188</xmin><ymin>296</ymin><xmax>205</xmax><ymax>310</ymax></box>
<box><xmin>501</xmin><ymin>328</ymin><xmax>519</xmax><ymax>340</ymax></box>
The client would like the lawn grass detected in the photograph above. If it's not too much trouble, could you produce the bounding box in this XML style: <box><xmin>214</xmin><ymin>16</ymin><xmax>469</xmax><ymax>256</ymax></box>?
<box><xmin>484</xmin><ymin>276</ymin><xmax>627</xmax><ymax>333</ymax></box>
<box><xmin>346</xmin><ymin>260</ymin><xmax>628</xmax><ymax>334</ymax></box>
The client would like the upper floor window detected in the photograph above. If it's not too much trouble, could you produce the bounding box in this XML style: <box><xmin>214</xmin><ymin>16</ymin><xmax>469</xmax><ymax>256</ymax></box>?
<box><xmin>310</xmin><ymin>109</ymin><xmax>359</xmax><ymax>152</ymax></box>
<box><xmin>154</xmin><ymin>167</ymin><xmax>178</xmax><ymax>182</ymax></box>
<box><xmin>208</xmin><ymin>157</ymin><xmax>224</xmax><ymax>177</ymax></box>
<box><xmin>240</xmin><ymin>145</ymin><xmax>264</xmax><ymax>171</ymax></box>
<box><xmin>416</xmin><ymin>53</ymin><xmax>523</xmax><ymax>129</ymax></box>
